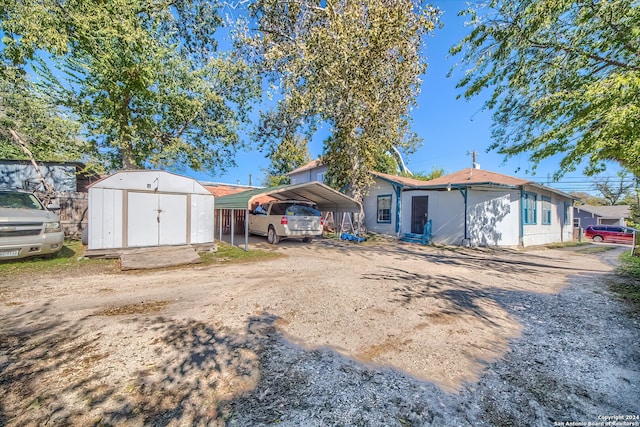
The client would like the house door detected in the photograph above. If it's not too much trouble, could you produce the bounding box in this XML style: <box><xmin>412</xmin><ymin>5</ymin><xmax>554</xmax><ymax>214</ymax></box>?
<box><xmin>411</xmin><ymin>196</ymin><xmax>429</xmax><ymax>234</ymax></box>
<box><xmin>127</xmin><ymin>192</ymin><xmax>188</xmax><ymax>247</ymax></box>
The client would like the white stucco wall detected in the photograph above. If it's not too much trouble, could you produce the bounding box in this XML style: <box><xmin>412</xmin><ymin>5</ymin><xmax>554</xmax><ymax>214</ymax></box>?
<box><xmin>521</xmin><ymin>187</ymin><xmax>573</xmax><ymax>246</ymax></box>
<box><xmin>467</xmin><ymin>190</ymin><xmax>520</xmax><ymax>246</ymax></box>
<box><xmin>363</xmin><ymin>178</ymin><xmax>397</xmax><ymax>235</ymax></box>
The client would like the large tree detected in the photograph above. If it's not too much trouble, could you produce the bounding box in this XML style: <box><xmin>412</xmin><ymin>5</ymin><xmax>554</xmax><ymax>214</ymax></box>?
<box><xmin>263</xmin><ymin>134</ymin><xmax>311</xmax><ymax>186</ymax></box>
<box><xmin>450</xmin><ymin>0</ymin><xmax>640</xmax><ymax>177</ymax></box>
<box><xmin>1</xmin><ymin>0</ymin><xmax>259</xmax><ymax>174</ymax></box>
<box><xmin>0</xmin><ymin>65</ymin><xmax>87</xmax><ymax>162</ymax></box>
<box><xmin>237</xmin><ymin>0</ymin><xmax>440</xmax><ymax>203</ymax></box>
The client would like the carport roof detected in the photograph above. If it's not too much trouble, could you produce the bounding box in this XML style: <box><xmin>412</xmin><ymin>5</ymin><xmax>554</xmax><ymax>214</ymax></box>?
<box><xmin>214</xmin><ymin>181</ymin><xmax>361</xmax><ymax>212</ymax></box>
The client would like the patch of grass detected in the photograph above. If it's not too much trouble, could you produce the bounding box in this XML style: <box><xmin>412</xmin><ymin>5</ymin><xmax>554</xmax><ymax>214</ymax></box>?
<box><xmin>575</xmin><ymin>245</ymin><xmax>617</xmax><ymax>254</ymax></box>
<box><xmin>610</xmin><ymin>251</ymin><xmax>640</xmax><ymax>312</ymax></box>
<box><xmin>199</xmin><ymin>242</ymin><xmax>284</xmax><ymax>264</ymax></box>
<box><xmin>544</xmin><ymin>241</ymin><xmax>591</xmax><ymax>249</ymax></box>
<box><xmin>617</xmin><ymin>251</ymin><xmax>640</xmax><ymax>278</ymax></box>
<box><xmin>0</xmin><ymin>240</ymin><xmax>114</xmax><ymax>276</ymax></box>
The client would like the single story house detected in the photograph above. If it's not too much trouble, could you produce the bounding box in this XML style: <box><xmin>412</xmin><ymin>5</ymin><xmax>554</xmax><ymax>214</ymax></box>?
<box><xmin>365</xmin><ymin>168</ymin><xmax>576</xmax><ymax>247</ymax></box>
<box><xmin>288</xmin><ymin>159</ymin><xmax>576</xmax><ymax>247</ymax></box>
<box><xmin>573</xmin><ymin>204</ymin><xmax>630</xmax><ymax>229</ymax></box>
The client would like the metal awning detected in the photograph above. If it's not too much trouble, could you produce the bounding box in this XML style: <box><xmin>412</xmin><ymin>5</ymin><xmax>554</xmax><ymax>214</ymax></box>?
<box><xmin>214</xmin><ymin>181</ymin><xmax>361</xmax><ymax>251</ymax></box>
<box><xmin>215</xmin><ymin>181</ymin><xmax>361</xmax><ymax>212</ymax></box>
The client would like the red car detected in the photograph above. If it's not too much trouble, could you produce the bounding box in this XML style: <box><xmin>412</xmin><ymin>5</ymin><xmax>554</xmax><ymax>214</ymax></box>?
<box><xmin>584</xmin><ymin>225</ymin><xmax>638</xmax><ymax>244</ymax></box>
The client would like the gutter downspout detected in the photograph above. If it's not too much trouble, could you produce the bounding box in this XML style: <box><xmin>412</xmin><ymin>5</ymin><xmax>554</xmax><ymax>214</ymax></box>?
<box><xmin>450</xmin><ymin>185</ymin><xmax>469</xmax><ymax>245</ymax></box>
<box><xmin>458</xmin><ymin>187</ymin><xmax>469</xmax><ymax>245</ymax></box>
<box><xmin>394</xmin><ymin>184</ymin><xmax>402</xmax><ymax>235</ymax></box>
<box><xmin>519</xmin><ymin>188</ymin><xmax>525</xmax><ymax>247</ymax></box>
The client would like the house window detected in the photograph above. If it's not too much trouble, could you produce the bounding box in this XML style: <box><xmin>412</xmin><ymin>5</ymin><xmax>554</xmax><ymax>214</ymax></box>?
<box><xmin>523</xmin><ymin>192</ymin><xmax>537</xmax><ymax>224</ymax></box>
<box><xmin>564</xmin><ymin>202</ymin><xmax>571</xmax><ymax>223</ymax></box>
<box><xmin>317</xmin><ymin>172</ymin><xmax>325</xmax><ymax>182</ymax></box>
<box><xmin>542</xmin><ymin>196</ymin><xmax>552</xmax><ymax>225</ymax></box>
<box><xmin>377</xmin><ymin>195</ymin><xmax>392</xmax><ymax>223</ymax></box>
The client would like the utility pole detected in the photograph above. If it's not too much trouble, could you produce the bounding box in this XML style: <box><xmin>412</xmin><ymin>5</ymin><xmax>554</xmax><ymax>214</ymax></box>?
<box><xmin>467</xmin><ymin>150</ymin><xmax>479</xmax><ymax>169</ymax></box>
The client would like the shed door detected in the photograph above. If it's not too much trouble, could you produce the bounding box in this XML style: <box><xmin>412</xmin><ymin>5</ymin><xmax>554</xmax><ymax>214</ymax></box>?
<box><xmin>411</xmin><ymin>196</ymin><xmax>429</xmax><ymax>234</ymax></box>
<box><xmin>127</xmin><ymin>192</ymin><xmax>187</xmax><ymax>247</ymax></box>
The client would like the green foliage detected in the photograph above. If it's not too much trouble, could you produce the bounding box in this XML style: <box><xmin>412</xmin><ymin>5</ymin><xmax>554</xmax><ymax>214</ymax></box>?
<box><xmin>1</xmin><ymin>0</ymin><xmax>259</xmax><ymax>174</ymax></box>
<box><xmin>0</xmin><ymin>66</ymin><xmax>89</xmax><ymax>162</ymax></box>
<box><xmin>402</xmin><ymin>167</ymin><xmax>445</xmax><ymax>181</ymax></box>
<box><xmin>262</xmin><ymin>134</ymin><xmax>311</xmax><ymax>186</ymax></box>
<box><xmin>451</xmin><ymin>0</ymin><xmax>640</xmax><ymax>178</ymax></box>
<box><xmin>372</xmin><ymin>152</ymin><xmax>399</xmax><ymax>175</ymax></box>
<box><xmin>238</xmin><ymin>0</ymin><xmax>440</xmax><ymax>202</ymax></box>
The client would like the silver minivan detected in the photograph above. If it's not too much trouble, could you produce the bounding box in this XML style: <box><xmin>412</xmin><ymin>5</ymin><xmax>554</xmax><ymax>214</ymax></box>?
<box><xmin>248</xmin><ymin>200</ymin><xmax>323</xmax><ymax>244</ymax></box>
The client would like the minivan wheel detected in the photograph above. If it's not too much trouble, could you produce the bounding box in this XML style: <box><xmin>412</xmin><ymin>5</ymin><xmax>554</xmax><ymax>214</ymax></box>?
<box><xmin>267</xmin><ymin>226</ymin><xmax>280</xmax><ymax>245</ymax></box>
<box><xmin>593</xmin><ymin>235</ymin><xmax>604</xmax><ymax>242</ymax></box>
<box><xmin>302</xmin><ymin>237</ymin><xmax>313</xmax><ymax>243</ymax></box>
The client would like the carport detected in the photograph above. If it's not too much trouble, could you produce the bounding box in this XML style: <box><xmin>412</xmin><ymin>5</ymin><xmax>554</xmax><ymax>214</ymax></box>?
<box><xmin>214</xmin><ymin>181</ymin><xmax>361</xmax><ymax>251</ymax></box>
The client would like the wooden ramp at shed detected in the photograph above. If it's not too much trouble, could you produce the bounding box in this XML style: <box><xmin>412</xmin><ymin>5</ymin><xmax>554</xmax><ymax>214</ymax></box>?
<box><xmin>85</xmin><ymin>244</ymin><xmax>214</xmax><ymax>271</ymax></box>
<box><xmin>119</xmin><ymin>246</ymin><xmax>202</xmax><ymax>271</ymax></box>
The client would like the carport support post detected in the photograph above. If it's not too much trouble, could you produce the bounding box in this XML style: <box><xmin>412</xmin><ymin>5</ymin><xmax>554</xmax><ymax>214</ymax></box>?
<box><xmin>244</xmin><ymin>208</ymin><xmax>249</xmax><ymax>252</ymax></box>
<box><xmin>230</xmin><ymin>209</ymin><xmax>235</xmax><ymax>246</ymax></box>
<box><xmin>219</xmin><ymin>209</ymin><xmax>222</xmax><ymax>242</ymax></box>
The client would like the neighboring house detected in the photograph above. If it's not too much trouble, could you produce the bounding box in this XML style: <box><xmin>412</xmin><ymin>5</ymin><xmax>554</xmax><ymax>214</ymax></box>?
<box><xmin>366</xmin><ymin>168</ymin><xmax>576</xmax><ymax>247</ymax></box>
<box><xmin>288</xmin><ymin>159</ymin><xmax>328</xmax><ymax>185</ymax></box>
<box><xmin>573</xmin><ymin>204</ymin><xmax>630</xmax><ymax>229</ymax></box>
<box><xmin>0</xmin><ymin>159</ymin><xmax>98</xmax><ymax>192</ymax></box>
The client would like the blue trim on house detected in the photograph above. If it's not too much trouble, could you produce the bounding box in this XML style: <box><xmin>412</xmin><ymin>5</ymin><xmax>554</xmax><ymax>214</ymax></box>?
<box><xmin>523</xmin><ymin>192</ymin><xmax>537</xmax><ymax>224</ymax></box>
<box><xmin>394</xmin><ymin>184</ymin><xmax>402</xmax><ymax>234</ymax></box>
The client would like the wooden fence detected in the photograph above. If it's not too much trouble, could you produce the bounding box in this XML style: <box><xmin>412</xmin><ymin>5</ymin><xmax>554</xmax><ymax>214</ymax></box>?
<box><xmin>37</xmin><ymin>191</ymin><xmax>88</xmax><ymax>240</ymax></box>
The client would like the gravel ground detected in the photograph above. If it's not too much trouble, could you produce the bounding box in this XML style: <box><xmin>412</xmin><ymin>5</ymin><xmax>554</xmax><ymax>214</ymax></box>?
<box><xmin>222</xmin><ymin>246</ymin><xmax>640</xmax><ymax>427</ymax></box>
<box><xmin>1</xmin><ymin>241</ymin><xmax>639</xmax><ymax>426</ymax></box>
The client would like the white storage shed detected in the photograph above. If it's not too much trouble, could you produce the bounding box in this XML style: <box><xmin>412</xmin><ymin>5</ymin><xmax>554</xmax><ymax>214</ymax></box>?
<box><xmin>88</xmin><ymin>170</ymin><xmax>215</xmax><ymax>250</ymax></box>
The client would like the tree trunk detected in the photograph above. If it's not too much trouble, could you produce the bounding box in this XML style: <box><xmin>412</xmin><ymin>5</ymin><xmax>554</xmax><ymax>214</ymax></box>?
<box><xmin>9</xmin><ymin>128</ymin><xmax>56</xmax><ymax>203</ymax></box>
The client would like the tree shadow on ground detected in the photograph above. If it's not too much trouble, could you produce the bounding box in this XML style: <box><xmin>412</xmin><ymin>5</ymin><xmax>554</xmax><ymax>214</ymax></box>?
<box><xmin>0</xmin><ymin>305</ymin><xmax>277</xmax><ymax>426</ymax></box>
<box><xmin>317</xmin><ymin>238</ymin><xmax>605</xmax><ymax>278</ymax></box>
<box><xmin>363</xmin><ymin>268</ymin><xmax>510</xmax><ymax>326</ymax></box>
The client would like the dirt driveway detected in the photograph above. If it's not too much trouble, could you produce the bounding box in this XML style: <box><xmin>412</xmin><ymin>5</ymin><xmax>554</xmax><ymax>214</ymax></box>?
<box><xmin>1</xmin><ymin>239</ymin><xmax>639</xmax><ymax>426</ymax></box>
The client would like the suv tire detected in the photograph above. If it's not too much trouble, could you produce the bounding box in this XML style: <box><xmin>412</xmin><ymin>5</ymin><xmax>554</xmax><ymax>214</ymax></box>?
<box><xmin>267</xmin><ymin>226</ymin><xmax>280</xmax><ymax>245</ymax></box>
<box><xmin>592</xmin><ymin>235</ymin><xmax>603</xmax><ymax>242</ymax></box>
<box><xmin>302</xmin><ymin>237</ymin><xmax>313</xmax><ymax>243</ymax></box>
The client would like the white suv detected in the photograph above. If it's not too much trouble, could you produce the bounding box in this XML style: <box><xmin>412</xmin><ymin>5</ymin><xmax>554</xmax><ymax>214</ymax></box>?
<box><xmin>249</xmin><ymin>200</ymin><xmax>323</xmax><ymax>244</ymax></box>
<box><xmin>0</xmin><ymin>189</ymin><xmax>64</xmax><ymax>260</ymax></box>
